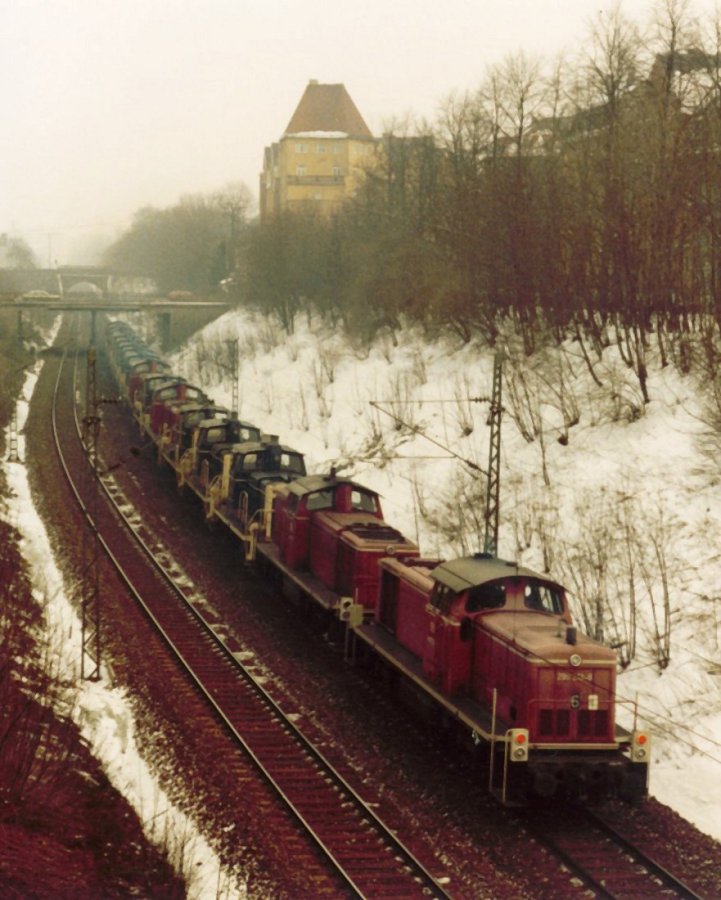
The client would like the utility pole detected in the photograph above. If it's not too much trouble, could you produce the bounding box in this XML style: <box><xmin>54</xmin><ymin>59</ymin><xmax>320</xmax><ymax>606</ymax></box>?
<box><xmin>483</xmin><ymin>352</ymin><xmax>503</xmax><ymax>556</ymax></box>
<box><xmin>226</xmin><ymin>338</ymin><xmax>239</xmax><ymax>417</ymax></box>
<box><xmin>7</xmin><ymin>400</ymin><xmax>19</xmax><ymax>462</ymax></box>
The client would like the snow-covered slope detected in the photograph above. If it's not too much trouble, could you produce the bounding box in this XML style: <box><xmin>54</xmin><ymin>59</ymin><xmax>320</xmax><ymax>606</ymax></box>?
<box><xmin>168</xmin><ymin>307</ymin><xmax>721</xmax><ymax>842</ymax></box>
<box><xmin>1</xmin><ymin>343</ymin><xmax>242</xmax><ymax>899</ymax></box>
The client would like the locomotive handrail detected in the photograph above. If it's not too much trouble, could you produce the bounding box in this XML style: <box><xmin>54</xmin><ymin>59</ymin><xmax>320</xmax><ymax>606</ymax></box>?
<box><xmin>238</xmin><ymin>489</ymin><xmax>249</xmax><ymax>528</ymax></box>
<box><xmin>204</xmin><ymin>473</ymin><xmax>223</xmax><ymax>519</ymax></box>
<box><xmin>176</xmin><ymin>448</ymin><xmax>193</xmax><ymax>487</ymax></box>
<box><xmin>488</xmin><ymin>688</ymin><xmax>499</xmax><ymax>793</ymax></box>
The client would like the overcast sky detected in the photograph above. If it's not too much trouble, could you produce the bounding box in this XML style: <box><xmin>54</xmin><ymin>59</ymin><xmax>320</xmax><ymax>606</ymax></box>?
<box><xmin>2</xmin><ymin>0</ymin><xmax>719</xmax><ymax>263</ymax></box>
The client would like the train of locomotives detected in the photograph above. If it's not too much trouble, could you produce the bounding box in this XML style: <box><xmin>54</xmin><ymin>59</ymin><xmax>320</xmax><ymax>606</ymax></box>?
<box><xmin>105</xmin><ymin>319</ymin><xmax>651</xmax><ymax>806</ymax></box>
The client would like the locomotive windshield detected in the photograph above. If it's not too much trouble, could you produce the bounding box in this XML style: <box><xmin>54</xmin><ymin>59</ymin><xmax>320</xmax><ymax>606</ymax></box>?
<box><xmin>236</xmin><ymin>425</ymin><xmax>260</xmax><ymax>442</ymax></box>
<box><xmin>233</xmin><ymin>450</ymin><xmax>305</xmax><ymax>475</ymax></box>
<box><xmin>523</xmin><ymin>580</ymin><xmax>563</xmax><ymax>614</ymax></box>
<box><xmin>307</xmin><ymin>489</ymin><xmax>333</xmax><ymax>511</ymax></box>
<box><xmin>183</xmin><ymin>411</ymin><xmax>205</xmax><ymax>429</ymax></box>
<box><xmin>350</xmin><ymin>489</ymin><xmax>378</xmax><ymax>513</ymax></box>
<box><xmin>283</xmin><ymin>453</ymin><xmax>305</xmax><ymax>475</ymax></box>
<box><xmin>203</xmin><ymin>426</ymin><xmax>227</xmax><ymax>445</ymax></box>
<box><xmin>466</xmin><ymin>581</ymin><xmax>506</xmax><ymax>612</ymax></box>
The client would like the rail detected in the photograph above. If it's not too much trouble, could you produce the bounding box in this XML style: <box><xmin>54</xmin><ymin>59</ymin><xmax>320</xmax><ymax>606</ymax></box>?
<box><xmin>51</xmin><ymin>333</ymin><xmax>452</xmax><ymax>899</ymax></box>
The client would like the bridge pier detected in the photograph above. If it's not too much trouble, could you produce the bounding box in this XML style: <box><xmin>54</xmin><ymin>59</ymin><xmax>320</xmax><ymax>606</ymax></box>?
<box><xmin>158</xmin><ymin>312</ymin><xmax>171</xmax><ymax>351</ymax></box>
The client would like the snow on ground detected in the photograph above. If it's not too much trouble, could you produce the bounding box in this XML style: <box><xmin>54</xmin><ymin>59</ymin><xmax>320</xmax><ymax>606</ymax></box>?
<box><xmin>1</xmin><ymin>342</ymin><xmax>245</xmax><ymax>900</ymax></box>
<box><xmin>168</xmin><ymin>307</ymin><xmax>721</xmax><ymax>843</ymax></box>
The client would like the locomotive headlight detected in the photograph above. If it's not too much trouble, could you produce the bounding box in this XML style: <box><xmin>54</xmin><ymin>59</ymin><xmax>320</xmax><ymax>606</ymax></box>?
<box><xmin>569</xmin><ymin>653</ymin><xmax>582</xmax><ymax>667</ymax></box>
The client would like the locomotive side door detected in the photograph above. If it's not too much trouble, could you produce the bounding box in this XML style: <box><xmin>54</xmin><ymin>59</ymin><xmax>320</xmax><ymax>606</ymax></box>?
<box><xmin>422</xmin><ymin>583</ymin><xmax>455</xmax><ymax>685</ymax></box>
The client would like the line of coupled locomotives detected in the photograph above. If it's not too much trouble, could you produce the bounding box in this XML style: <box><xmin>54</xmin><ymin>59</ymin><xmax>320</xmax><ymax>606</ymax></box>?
<box><xmin>105</xmin><ymin>320</ymin><xmax>651</xmax><ymax>805</ymax></box>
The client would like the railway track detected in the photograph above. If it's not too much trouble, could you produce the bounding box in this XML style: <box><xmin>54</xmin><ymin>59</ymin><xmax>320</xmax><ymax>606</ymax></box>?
<box><xmin>51</xmin><ymin>328</ymin><xmax>451</xmax><ymax>898</ymax></box>
<box><xmin>524</xmin><ymin>804</ymin><xmax>704</xmax><ymax>899</ymax></box>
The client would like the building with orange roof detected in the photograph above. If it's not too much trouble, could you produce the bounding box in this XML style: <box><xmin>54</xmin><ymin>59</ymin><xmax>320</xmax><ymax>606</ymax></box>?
<box><xmin>260</xmin><ymin>80</ymin><xmax>377</xmax><ymax>220</ymax></box>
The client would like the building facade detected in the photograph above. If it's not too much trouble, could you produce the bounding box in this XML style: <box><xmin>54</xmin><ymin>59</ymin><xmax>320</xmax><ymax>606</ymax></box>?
<box><xmin>260</xmin><ymin>80</ymin><xmax>377</xmax><ymax>220</ymax></box>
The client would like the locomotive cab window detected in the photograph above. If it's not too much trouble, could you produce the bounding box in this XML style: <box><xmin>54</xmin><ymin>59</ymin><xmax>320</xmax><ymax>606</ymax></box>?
<box><xmin>204</xmin><ymin>426</ymin><xmax>226</xmax><ymax>445</ymax></box>
<box><xmin>351</xmin><ymin>489</ymin><xmax>377</xmax><ymax>513</ymax></box>
<box><xmin>240</xmin><ymin>454</ymin><xmax>258</xmax><ymax>472</ymax></box>
<box><xmin>466</xmin><ymin>581</ymin><xmax>506</xmax><ymax>613</ymax></box>
<box><xmin>430</xmin><ymin>584</ymin><xmax>456</xmax><ymax>614</ymax></box>
<box><xmin>306</xmin><ymin>489</ymin><xmax>333</xmax><ymax>511</ymax></box>
<box><xmin>283</xmin><ymin>453</ymin><xmax>305</xmax><ymax>474</ymax></box>
<box><xmin>523</xmin><ymin>581</ymin><xmax>563</xmax><ymax>614</ymax></box>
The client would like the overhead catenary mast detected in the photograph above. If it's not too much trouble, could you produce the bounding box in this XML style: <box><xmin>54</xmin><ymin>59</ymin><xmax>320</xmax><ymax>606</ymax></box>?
<box><xmin>483</xmin><ymin>351</ymin><xmax>503</xmax><ymax>556</ymax></box>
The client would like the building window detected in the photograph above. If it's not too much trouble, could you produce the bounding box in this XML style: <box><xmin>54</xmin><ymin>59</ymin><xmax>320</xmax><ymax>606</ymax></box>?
<box><xmin>332</xmin><ymin>143</ymin><xmax>341</xmax><ymax>154</ymax></box>
<box><xmin>316</xmin><ymin>143</ymin><xmax>326</xmax><ymax>153</ymax></box>
<box><xmin>296</xmin><ymin>165</ymin><xmax>306</xmax><ymax>176</ymax></box>
<box><xmin>296</xmin><ymin>143</ymin><xmax>307</xmax><ymax>153</ymax></box>
<box><xmin>332</xmin><ymin>166</ymin><xmax>341</xmax><ymax>177</ymax></box>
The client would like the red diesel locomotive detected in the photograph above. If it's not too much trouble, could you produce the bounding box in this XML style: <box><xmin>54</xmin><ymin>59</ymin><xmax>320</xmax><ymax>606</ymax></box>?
<box><xmin>105</xmin><ymin>320</ymin><xmax>651</xmax><ymax>805</ymax></box>
<box><xmin>354</xmin><ymin>553</ymin><xmax>649</xmax><ymax>803</ymax></box>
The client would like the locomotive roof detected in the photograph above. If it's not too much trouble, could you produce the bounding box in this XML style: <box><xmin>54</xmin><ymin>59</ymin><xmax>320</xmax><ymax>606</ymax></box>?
<box><xmin>176</xmin><ymin>403</ymin><xmax>226</xmax><ymax>416</ymax></box>
<box><xmin>432</xmin><ymin>554</ymin><xmax>564</xmax><ymax>593</ymax></box>
<box><xmin>286</xmin><ymin>473</ymin><xmax>378</xmax><ymax>498</ymax></box>
<box><xmin>138</xmin><ymin>372</ymin><xmax>183</xmax><ymax>384</ymax></box>
<box><xmin>215</xmin><ymin>440</ymin><xmax>302</xmax><ymax>456</ymax></box>
<box><xmin>152</xmin><ymin>380</ymin><xmax>203</xmax><ymax>396</ymax></box>
<box><xmin>196</xmin><ymin>415</ymin><xmax>258</xmax><ymax>429</ymax></box>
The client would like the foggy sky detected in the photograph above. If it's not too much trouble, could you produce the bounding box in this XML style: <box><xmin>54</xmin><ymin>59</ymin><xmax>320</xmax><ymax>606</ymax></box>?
<box><xmin>2</xmin><ymin>0</ymin><xmax>716</xmax><ymax>264</ymax></box>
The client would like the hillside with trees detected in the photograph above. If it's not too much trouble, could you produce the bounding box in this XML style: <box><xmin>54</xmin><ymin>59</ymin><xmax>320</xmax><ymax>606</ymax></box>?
<box><xmin>103</xmin><ymin>183</ymin><xmax>253</xmax><ymax>294</ymax></box>
<box><xmin>105</xmin><ymin>4</ymin><xmax>721</xmax><ymax>409</ymax></box>
<box><xmin>238</xmin><ymin>6</ymin><xmax>721</xmax><ymax>392</ymax></box>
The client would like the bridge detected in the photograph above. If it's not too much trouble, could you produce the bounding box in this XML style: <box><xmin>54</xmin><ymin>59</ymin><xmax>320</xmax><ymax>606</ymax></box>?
<box><xmin>0</xmin><ymin>266</ymin><xmax>156</xmax><ymax>297</ymax></box>
<box><xmin>0</xmin><ymin>265</ymin><xmax>234</xmax><ymax>349</ymax></box>
<box><xmin>4</xmin><ymin>298</ymin><xmax>229</xmax><ymax>312</ymax></box>
<box><xmin>0</xmin><ymin>295</ymin><xmax>231</xmax><ymax>351</ymax></box>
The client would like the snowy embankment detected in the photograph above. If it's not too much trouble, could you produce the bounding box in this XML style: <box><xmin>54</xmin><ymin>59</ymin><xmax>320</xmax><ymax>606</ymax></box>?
<box><xmin>168</xmin><ymin>307</ymin><xmax>721</xmax><ymax>843</ymax></box>
<box><xmin>1</xmin><ymin>336</ymin><xmax>245</xmax><ymax>900</ymax></box>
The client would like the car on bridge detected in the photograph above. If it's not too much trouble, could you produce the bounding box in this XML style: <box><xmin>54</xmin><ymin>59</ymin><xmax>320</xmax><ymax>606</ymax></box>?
<box><xmin>18</xmin><ymin>290</ymin><xmax>61</xmax><ymax>302</ymax></box>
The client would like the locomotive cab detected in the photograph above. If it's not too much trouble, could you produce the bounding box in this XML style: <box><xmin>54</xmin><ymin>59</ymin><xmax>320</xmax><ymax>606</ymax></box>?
<box><xmin>191</xmin><ymin>416</ymin><xmax>262</xmax><ymax>481</ymax></box>
<box><xmin>420</xmin><ymin>556</ymin><xmax>618</xmax><ymax>743</ymax></box>
<box><xmin>135</xmin><ymin>374</ymin><xmax>184</xmax><ymax>421</ymax></box>
<box><xmin>367</xmin><ymin>553</ymin><xmax>647</xmax><ymax>803</ymax></box>
<box><xmin>206</xmin><ymin>439</ymin><xmax>306</xmax><ymax>527</ymax></box>
<box><xmin>171</xmin><ymin>404</ymin><xmax>228</xmax><ymax>454</ymax></box>
<box><xmin>272</xmin><ymin>474</ymin><xmax>418</xmax><ymax>610</ymax></box>
<box><xmin>377</xmin><ymin>552</ymin><xmax>616</xmax><ymax>740</ymax></box>
<box><xmin>149</xmin><ymin>381</ymin><xmax>209</xmax><ymax>437</ymax></box>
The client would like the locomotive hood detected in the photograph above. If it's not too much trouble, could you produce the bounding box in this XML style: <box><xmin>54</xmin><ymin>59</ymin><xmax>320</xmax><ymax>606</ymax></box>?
<box><xmin>483</xmin><ymin>612</ymin><xmax>617</xmax><ymax>665</ymax></box>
